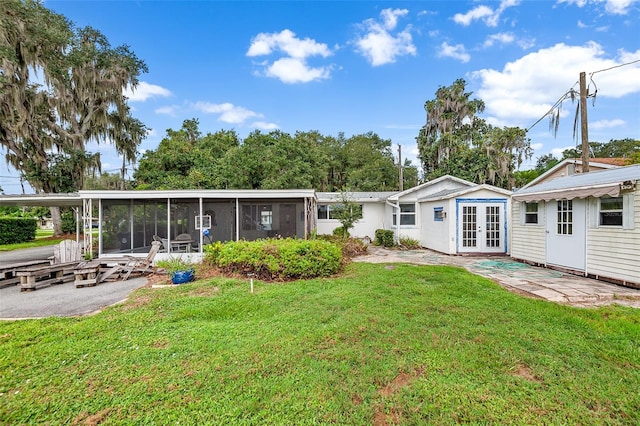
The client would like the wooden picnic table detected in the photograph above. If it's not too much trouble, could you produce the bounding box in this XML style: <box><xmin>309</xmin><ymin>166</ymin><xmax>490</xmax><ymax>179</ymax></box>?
<box><xmin>73</xmin><ymin>259</ymin><xmax>130</xmax><ymax>288</ymax></box>
<box><xmin>17</xmin><ymin>261</ymin><xmax>80</xmax><ymax>291</ymax></box>
<box><xmin>0</xmin><ymin>260</ymin><xmax>53</xmax><ymax>289</ymax></box>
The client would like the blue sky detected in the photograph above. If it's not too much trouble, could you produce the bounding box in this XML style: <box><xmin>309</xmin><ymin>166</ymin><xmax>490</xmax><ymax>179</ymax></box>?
<box><xmin>2</xmin><ymin>0</ymin><xmax>639</xmax><ymax>194</ymax></box>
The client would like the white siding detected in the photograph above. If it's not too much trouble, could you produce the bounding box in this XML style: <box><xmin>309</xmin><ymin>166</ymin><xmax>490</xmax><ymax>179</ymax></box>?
<box><xmin>586</xmin><ymin>190</ymin><xmax>640</xmax><ymax>285</ymax></box>
<box><xmin>316</xmin><ymin>202</ymin><xmax>386</xmax><ymax>239</ymax></box>
<box><xmin>510</xmin><ymin>200</ymin><xmax>546</xmax><ymax>263</ymax></box>
<box><xmin>419</xmin><ymin>200</ymin><xmax>451</xmax><ymax>253</ymax></box>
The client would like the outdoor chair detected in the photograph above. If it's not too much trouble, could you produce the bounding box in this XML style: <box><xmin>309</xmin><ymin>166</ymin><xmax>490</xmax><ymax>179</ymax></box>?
<box><xmin>119</xmin><ymin>240</ymin><xmax>162</xmax><ymax>280</ymax></box>
<box><xmin>52</xmin><ymin>239</ymin><xmax>83</xmax><ymax>264</ymax></box>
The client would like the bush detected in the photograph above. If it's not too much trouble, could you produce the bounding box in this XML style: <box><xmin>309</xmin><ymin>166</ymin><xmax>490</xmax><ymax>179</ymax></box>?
<box><xmin>61</xmin><ymin>210</ymin><xmax>76</xmax><ymax>234</ymax></box>
<box><xmin>399</xmin><ymin>236</ymin><xmax>421</xmax><ymax>249</ymax></box>
<box><xmin>316</xmin><ymin>235</ymin><xmax>368</xmax><ymax>260</ymax></box>
<box><xmin>0</xmin><ymin>218</ymin><xmax>37</xmax><ymax>244</ymax></box>
<box><xmin>205</xmin><ymin>238</ymin><xmax>342</xmax><ymax>281</ymax></box>
<box><xmin>374</xmin><ymin>229</ymin><xmax>395</xmax><ymax>247</ymax></box>
<box><xmin>332</xmin><ymin>226</ymin><xmax>348</xmax><ymax>238</ymax></box>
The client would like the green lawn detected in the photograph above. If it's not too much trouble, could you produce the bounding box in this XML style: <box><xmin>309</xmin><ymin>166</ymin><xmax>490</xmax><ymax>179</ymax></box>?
<box><xmin>1</xmin><ymin>263</ymin><xmax>639</xmax><ymax>424</ymax></box>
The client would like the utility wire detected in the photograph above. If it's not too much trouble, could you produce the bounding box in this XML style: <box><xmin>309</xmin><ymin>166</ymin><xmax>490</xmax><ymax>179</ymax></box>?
<box><xmin>589</xmin><ymin>58</ymin><xmax>640</xmax><ymax>76</ymax></box>
<box><xmin>527</xmin><ymin>58</ymin><xmax>640</xmax><ymax>133</ymax></box>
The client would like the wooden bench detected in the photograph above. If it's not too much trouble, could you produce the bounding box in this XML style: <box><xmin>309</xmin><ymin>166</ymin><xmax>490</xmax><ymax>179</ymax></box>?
<box><xmin>74</xmin><ymin>260</ymin><xmax>126</xmax><ymax>288</ymax></box>
<box><xmin>17</xmin><ymin>261</ymin><xmax>80</xmax><ymax>291</ymax></box>
<box><xmin>0</xmin><ymin>260</ymin><xmax>52</xmax><ymax>289</ymax></box>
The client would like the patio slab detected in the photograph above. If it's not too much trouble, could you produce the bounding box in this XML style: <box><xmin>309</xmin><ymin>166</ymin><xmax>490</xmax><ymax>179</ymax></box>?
<box><xmin>355</xmin><ymin>247</ymin><xmax>640</xmax><ymax>308</ymax></box>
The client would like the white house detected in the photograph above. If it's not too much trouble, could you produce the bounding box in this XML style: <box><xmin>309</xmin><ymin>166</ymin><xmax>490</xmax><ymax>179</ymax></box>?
<box><xmin>511</xmin><ymin>164</ymin><xmax>640</xmax><ymax>288</ymax></box>
<box><xmin>316</xmin><ymin>191</ymin><xmax>398</xmax><ymax>239</ymax></box>
<box><xmin>318</xmin><ymin>176</ymin><xmax>512</xmax><ymax>255</ymax></box>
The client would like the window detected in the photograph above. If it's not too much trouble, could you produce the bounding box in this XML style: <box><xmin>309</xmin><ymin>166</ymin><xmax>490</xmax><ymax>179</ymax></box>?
<box><xmin>599</xmin><ymin>197</ymin><xmax>623</xmax><ymax>226</ymax></box>
<box><xmin>434</xmin><ymin>207</ymin><xmax>444</xmax><ymax>221</ymax></box>
<box><xmin>317</xmin><ymin>204</ymin><xmax>363</xmax><ymax>220</ymax></box>
<box><xmin>317</xmin><ymin>204</ymin><xmax>329</xmax><ymax>220</ymax></box>
<box><xmin>524</xmin><ymin>202</ymin><xmax>538</xmax><ymax>224</ymax></box>
<box><xmin>557</xmin><ymin>199</ymin><xmax>572</xmax><ymax>235</ymax></box>
<box><xmin>393</xmin><ymin>203</ymin><xmax>416</xmax><ymax>226</ymax></box>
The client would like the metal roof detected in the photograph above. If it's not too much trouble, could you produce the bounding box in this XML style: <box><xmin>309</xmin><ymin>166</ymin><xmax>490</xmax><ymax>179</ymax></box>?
<box><xmin>514</xmin><ymin>164</ymin><xmax>640</xmax><ymax>196</ymax></box>
<box><xmin>316</xmin><ymin>191</ymin><xmax>399</xmax><ymax>202</ymax></box>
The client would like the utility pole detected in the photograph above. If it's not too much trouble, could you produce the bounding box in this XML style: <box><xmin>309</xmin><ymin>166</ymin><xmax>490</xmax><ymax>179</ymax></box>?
<box><xmin>398</xmin><ymin>144</ymin><xmax>403</xmax><ymax>191</ymax></box>
<box><xmin>579</xmin><ymin>71</ymin><xmax>590</xmax><ymax>173</ymax></box>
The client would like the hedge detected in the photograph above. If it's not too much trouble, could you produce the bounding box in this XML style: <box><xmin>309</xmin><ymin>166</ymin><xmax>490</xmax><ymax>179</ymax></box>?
<box><xmin>374</xmin><ymin>229</ymin><xmax>395</xmax><ymax>247</ymax></box>
<box><xmin>0</xmin><ymin>218</ymin><xmax>38</xmax><ymax>244</ymax></box>
<box><xmin>204</xmin><ymin>238</ymin><xmax>342</xmax><ymax>280</ymax></box>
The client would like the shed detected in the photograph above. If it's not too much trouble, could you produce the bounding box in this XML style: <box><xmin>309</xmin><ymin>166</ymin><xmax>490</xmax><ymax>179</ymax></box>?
<box><xmin>512</xmin><ymin>164</ymin><xmax>640</xmax><ymax>288</ymax></box>
<box><xmin>387</xmin><ymin>176</ymin><xmax>512</xmax><ymax>255</ymax></box>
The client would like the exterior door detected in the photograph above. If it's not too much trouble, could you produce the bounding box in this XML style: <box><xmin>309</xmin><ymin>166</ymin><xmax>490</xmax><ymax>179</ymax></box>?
<box><xmin>458</xmin><ymin>202</ymin><xmax>505</xmax><ymax>253</ymax></box>
<box><xmin>546</xmin><ymin>199</ymin><xmax>586</xmax><ymax>271</ymax></box>
<box><xmin>279</xmin><ymin>204</ymin><xmax>297</xmax><ymax>237</ymax></box>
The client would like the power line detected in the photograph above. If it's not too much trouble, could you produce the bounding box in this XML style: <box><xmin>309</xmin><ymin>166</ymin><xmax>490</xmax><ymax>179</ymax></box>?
<box><xmin>589</xmin><ymin>58</ymin><xmax>640</xmax><ymax>76</ymax></box>
<box><xmin>527</xmin><ymin>58</ymin><xmax>640</xmax><ymax>133</ymax></box>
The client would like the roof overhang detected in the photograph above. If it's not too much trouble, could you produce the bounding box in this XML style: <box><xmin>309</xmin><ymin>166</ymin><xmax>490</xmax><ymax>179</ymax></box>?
<box><xmin>513</xmin><ymin>183</ymin><xmax>624</xmax><ymax>202</ymax></box>
<box><xmin>0</xmin><ymin>193</ymin><xmax>83</xmax><ymax>207</ymax></box>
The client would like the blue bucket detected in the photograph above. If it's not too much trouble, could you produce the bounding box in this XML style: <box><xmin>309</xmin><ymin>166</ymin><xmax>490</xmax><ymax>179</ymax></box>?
<box><xmin>172</xmin><ymin>269</ymin><xmax>195</xmax><ymax>284</ymax></box>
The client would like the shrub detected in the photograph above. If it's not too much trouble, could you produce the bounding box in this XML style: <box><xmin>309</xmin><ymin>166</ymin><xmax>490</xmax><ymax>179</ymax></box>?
<box><xmin>332</xmin><ymin>226</ymin><xmax>348</xmax><ymax>238</ymax></box>
<box><xmin>374</xmin><ymin>229</ymin><xmax>395</xmax><ymax>247</ymax></box>
<box><xmin>399</xmin><ymin>236</ymin><xmax>421</xmax><ymax>249</ymax></box>
<box><xmin>205</xmin><ymin>238</ymin><xmax>342</xmax><ymax>281</ymax></box>
<box><xmin>316</xmin><ymin>235</ymin><xmax>368</xmax><ymax>260</ymax></box>
<box><xmin>61</xmin><ymin>210</ymin><xmax>76</xmax><ymax>234</ymax></box>
<box><xmin>0</xmin><ymin>218</ymin><xmax>37</xmax><ymax>244</ymax></box>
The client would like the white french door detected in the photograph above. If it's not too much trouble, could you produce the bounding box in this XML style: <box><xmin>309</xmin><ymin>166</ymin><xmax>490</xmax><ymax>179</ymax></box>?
<box><xmin>458</xmin><ymin>202</ymin><xmax>505</xmax><ymax>253</ymax></box>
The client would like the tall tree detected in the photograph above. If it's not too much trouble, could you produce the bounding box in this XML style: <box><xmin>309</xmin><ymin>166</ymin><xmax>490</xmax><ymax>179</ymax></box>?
<box><xmin>562</xmin><ymin>138</ymin><xmax>640</xmax><ymax>163</ymax></box>
<box><xmin>417</xmin><ymin>79</ymin><xmax>532</xmax><ymax>189</ymax></box>
<box><xmin>417</xmin><ymin>78</ymin><xmax>485</xmax><ymax>176</ymax></box>
<box><xmin>0</xmin><ymin>0</ymin><xmax>147</xmax><ymax>234</ymax></box>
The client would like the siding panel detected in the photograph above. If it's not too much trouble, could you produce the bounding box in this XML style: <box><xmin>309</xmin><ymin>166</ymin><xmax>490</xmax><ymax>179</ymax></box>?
<box><xmin>510</xmin><ymin>201</ymin><xmax>546</xmax><ymax>263</ymax></box>
<box><xmin>586</xmin><ymin>190</ymin><xmax>640</xmax><ymax>285</ymax></box>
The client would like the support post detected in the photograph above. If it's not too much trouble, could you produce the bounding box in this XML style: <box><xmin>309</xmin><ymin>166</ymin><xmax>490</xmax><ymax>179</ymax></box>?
<box><xmin>579</xmin><ymin>71</ymin><xmax>590</xmax><ymax>173</ymax></box>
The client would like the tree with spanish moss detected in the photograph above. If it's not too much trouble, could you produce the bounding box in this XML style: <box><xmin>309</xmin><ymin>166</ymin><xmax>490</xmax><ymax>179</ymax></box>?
<box><xmin>0</xmin><ymin>0</ymin><xmax>147</xmax><ymax>234</ymax></box>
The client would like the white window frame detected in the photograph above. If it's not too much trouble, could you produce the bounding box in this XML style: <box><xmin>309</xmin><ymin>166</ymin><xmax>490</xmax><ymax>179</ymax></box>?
<box><xmin>393</xmin><ymin>203</ymin><xmax>416</xmax><ymax>226</ymax></box>
<box><xmin>598</xmin><ymin>196</ymin><xmax>623</xmax><ymax>227</ymax></box>
<box><xmin>524</xmin><ymin>202</ymin><xmax>539</xmax><ymax>225</ymax></box>
<box><xmin>317</xmin><ymin>204</ymin><xmax>363</xmax><ymax>221</ymax></box>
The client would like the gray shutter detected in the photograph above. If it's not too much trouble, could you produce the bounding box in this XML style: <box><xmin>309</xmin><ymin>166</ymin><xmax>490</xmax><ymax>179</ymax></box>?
<box><xmin>623</xmin><ymin>193</ymin><xmax>635</xmax><ymax>230</ymax></box>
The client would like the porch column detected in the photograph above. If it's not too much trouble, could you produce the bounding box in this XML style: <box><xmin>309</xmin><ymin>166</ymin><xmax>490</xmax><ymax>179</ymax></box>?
<box><xmin>235</xmin><ymin>198</ymin><xmax>240</xmax><ymax>241</ymax></box>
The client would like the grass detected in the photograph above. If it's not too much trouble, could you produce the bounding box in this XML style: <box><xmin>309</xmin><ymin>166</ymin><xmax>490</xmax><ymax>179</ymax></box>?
<box><xmin>0</xmin><ymin>230</ymin><xmax>99</xmax><ymax>252</ymax></box>
<box><xmin>1</xmin><ymin>263</ymin><xmax>639</xmax><ymax>424</ymax></box>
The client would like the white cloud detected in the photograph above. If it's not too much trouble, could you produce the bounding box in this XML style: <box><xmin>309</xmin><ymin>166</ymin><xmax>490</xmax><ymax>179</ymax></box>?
<box><xmin>470</xmin><ymin>43</ymin><xmax>640</xmax><ymax>128</ymax></box>
<box><xmin>437</xmin><ymin>42</ymin><xmax>471</xmax><ymax>63</ymax></box>
<box><xmin>266</xmin><ymin>57</ymin><xmax>331</xmax><ymax>84</ymax></box>
<box><xmin>251</xmin><ymin>121</ymin><xmax>279</xmax><ymax>130</ymax></box>
<box><xmin>590</xmin><ymin>118</ymin><xmax>626</xmax><ymax>129</ymax></box>
<box><xmin>193</xmin><ymin>102</ymin><xmax>261</xmax><ymax>124</ymax></box>
<box><xmin>472</xmin><ymin>42</ymin><xmax>640</xmax><ymax>129</ymax></box>
<box><xmin>155</xmin><ymin>105</ymin><xmax>179</xmax><ymax>116</ymax></box>
<box><xmin>124</xmin><ymin>81</ymin><xmax>171</xmax><ymax>102</ymax></box>
<box><xmin>453</xmin><ymin>0</ymin><xmax>520</xmax><ymax>27</ymax></box>
<box><xmin>247</xmin><ymin>29</ymin><xmax>332</xmax><ymax>59</ymax></box>
<box><xmin>380</xmin><ymin>8</ymin><xmax>409</xmax><ymax>30</ymax></box>
<box><xmin>354</xmin><ymin>8</ymin><xmax>416</xmax><ymax>66</ymax></box>
<box><xmin>556</xmin><ymin>0</ymin><xmax>639</xmax><ymax>14</ymax></box>
<box><xmin>247</xmin><ymin>29</ymin><xmax>334</xmax><ymax>84</ymax></box>
<box><xmin>483</xmin><ymin>32</ymin><xmax>515</xmax><ymax>48</ymax></box>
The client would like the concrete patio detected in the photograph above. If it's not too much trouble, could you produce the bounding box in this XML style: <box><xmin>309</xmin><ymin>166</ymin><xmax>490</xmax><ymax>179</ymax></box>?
<box><xmin>355</xmin><ymin>246</ymin><xmax>640</xmax><ymax>308</ymax></box>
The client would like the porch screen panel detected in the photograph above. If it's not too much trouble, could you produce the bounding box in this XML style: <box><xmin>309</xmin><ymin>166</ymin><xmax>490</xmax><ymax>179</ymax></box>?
<box><xmin>101</xmin><ymin>201</ymin><xmax>132</xmax><ymax>253</ymax></box>
<box><xmin>485</xmin><ymin>206</ymin><xmax>501</xmax><ymax>248</ymax></box>
<box><xmin>462</xmin><ymin>206</ymin><xmax>477</xmax><ymax>248</ymax></box>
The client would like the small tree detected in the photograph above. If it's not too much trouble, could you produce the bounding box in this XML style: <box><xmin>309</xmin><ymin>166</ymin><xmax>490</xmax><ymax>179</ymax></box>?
<box><xmin>330</xmin><ymin>192</ymin><xmax>362</xmax><ymax>238</ymax></box>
